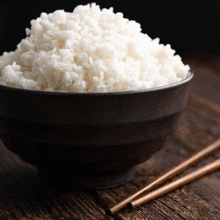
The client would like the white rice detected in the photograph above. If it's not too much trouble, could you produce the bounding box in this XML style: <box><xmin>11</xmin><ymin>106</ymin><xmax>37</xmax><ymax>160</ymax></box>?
<box><xmin>0</xmin><ymin>3</ymin><xmax>190</xmax><ymax>93</ymax></box>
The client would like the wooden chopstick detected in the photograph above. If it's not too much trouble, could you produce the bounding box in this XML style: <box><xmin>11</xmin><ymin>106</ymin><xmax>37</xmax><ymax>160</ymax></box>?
<box><xmin>107</xmin><ymin>138</ymin><xmax>220</xmax><ymax>215</ymax></box>
<box><xmin>130</xmin><ymin>158</ymin><xmax>220</xmax><ymax>208</ymax></box>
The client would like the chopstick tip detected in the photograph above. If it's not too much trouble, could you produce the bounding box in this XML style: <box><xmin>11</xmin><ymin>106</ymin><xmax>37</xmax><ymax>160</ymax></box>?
<box><xmin>106</xmin><ymin>203</ymin><xmax>134</xmax><ymax>215</ymax></box>
<box><xmin>127</xmin><ymin>202</ymin><xmax>133</xmax><ymax>210</ymax></box>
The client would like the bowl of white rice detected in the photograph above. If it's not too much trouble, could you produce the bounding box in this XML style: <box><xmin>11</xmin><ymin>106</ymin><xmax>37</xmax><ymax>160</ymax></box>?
<box><xmin>0</xmin><ymin>3</ymin><xmax>193</xmax><ymax>188</ymax></box>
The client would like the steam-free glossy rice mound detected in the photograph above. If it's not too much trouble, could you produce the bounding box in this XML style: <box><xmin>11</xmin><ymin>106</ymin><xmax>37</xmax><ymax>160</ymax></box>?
<box><xmin>0</xmin><ymin>3</ymin><xmax>190</xmax><ymax>92</ymax></box>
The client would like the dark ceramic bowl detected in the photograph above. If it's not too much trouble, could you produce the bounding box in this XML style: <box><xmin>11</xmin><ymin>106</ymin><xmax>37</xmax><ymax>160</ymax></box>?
<box><xmin>0</xmin><ymin>72</ymin><xmax>193</xmax><ymax>189</ymax></box>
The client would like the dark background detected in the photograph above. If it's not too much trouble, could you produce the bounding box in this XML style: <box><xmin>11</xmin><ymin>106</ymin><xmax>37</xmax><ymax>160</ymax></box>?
<box><xmin>0</xmin><ymin>0</ymin><xmax>220</xmax><ymax>55</ymax></box>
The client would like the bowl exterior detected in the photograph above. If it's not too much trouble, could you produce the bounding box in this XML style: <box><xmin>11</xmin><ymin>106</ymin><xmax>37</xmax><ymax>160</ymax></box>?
<box><xmin>0</xmin><ymin>75</ymin><xmax>192</xmax><ymax>188</ymax></box>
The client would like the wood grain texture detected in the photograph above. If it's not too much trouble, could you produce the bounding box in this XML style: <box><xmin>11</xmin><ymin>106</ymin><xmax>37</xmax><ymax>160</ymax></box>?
<box><xmin>1</xmin><ymin>51</ymin><xmax>220</xmax><ymax>219</ymax></box>
<box><xmin>1</xmin><ymin>95</ymin><xmax>220</xmax><ymax>220</ymax></box>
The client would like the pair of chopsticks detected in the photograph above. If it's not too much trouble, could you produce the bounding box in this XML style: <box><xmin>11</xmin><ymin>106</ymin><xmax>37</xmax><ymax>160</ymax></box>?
<box><xmin>107</xmin><ymin>138</ymin><xmax>220</xmax><ymax>215</ymax></box>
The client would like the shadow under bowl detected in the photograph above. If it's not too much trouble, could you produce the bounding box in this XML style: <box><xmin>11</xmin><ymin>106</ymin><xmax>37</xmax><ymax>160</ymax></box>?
<box><xmin>0</xmin><ymin>72</ymin><xmax>193</xmax><ymax>189</ymax></box>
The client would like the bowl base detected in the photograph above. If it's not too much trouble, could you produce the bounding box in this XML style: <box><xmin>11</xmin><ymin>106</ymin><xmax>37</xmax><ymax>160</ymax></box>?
<box><xmin>38</xmin><ymin>166</ymin><xmax>135</xmax><ymax>189</ymax></box>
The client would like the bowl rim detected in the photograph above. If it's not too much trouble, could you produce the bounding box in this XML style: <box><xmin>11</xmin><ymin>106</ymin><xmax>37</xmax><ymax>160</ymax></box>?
<box><xmin>0</xmin><ymin>71</ymin><xmax>193</xmax><ymax>96</ymax></box>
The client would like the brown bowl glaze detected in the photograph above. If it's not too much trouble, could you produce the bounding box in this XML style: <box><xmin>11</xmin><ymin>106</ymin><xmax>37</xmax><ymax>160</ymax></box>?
<box><xmin>0</xmin><ymin>72</ymin><xmax>193</xmax><ymax>189</ymax></box>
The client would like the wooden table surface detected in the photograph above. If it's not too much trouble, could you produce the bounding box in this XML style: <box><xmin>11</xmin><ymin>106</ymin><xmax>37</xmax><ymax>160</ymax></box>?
<box><xmin>1</xmin><ymin>51</ymin><xmax>220</xmax><ymax>220</ymax></box>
